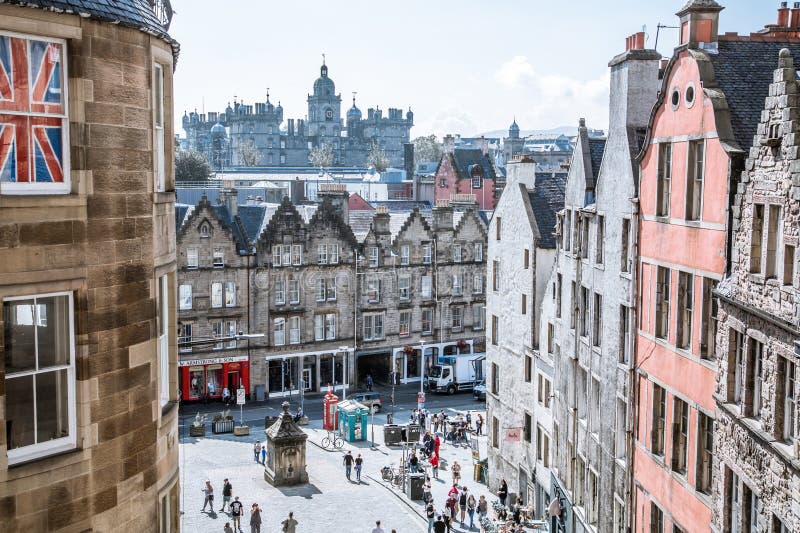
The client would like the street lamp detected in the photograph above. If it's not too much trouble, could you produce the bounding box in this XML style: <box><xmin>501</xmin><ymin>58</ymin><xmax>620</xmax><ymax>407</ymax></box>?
<box><xmin>338</xmin><ymin>346</ymin><xmax>350</xmax><ymax>400</ymax></box>
<box><xmin>418</xmin><ymin>340</ymin><xmax>427</xmax><ymax>414</ymax></box>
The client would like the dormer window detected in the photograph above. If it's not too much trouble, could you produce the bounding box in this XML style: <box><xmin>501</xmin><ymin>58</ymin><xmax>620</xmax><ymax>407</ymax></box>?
<box><xmin>199</xmin><ymin>223</ymin><xmax>210</xmax><ymax>238</ymax></box>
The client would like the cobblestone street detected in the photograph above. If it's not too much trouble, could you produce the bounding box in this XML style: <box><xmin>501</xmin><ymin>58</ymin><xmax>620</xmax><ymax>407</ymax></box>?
<box><xmin>180</xmin><ymin>394</ymin><xmax>491</xmax><ymax>532</ymax></box>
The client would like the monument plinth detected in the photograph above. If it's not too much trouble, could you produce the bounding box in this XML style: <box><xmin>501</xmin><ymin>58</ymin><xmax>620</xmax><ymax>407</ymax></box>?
<box><xmin>264</xmin><ymin>402</ymin><xmax>309</xmax><ymax>486</ymax></box>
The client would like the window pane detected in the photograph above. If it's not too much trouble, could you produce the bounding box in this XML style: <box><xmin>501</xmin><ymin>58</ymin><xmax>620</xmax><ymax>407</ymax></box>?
<box><xmin>36</xmin><ymin>368</ymin><xmax>69</xmax><ymax>443</ymax></box>
<box><xmin>5</xmin><ymin>374</ymin><xmax>35</xmax><ymax>450</ymax></box>
<box><xmin>4</xmin><ymin>299</ymin><xmax>37</xmax><ymax>373</ymax></box>
<box><xmin>36</xmin><ymin>295</ymin><xmax>70</xmax><ymax>368</ymax></box>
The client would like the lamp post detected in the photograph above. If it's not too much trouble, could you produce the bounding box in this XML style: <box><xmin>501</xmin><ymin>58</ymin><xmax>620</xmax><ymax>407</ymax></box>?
<box><xmin>418</xmin><ymin>340</ymin><xmax>427</xmax><ymax>413</ymax></box>
<box><xmin>338</xmin><ymin>346</ymin><xmax>350</xmax><ymax>400</ymax></box>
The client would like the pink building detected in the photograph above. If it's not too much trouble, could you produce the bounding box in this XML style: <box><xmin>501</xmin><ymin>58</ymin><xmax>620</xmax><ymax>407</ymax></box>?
<box><xmin>633</xmin><ymin>1</ymin><xmax>800</xmax><ymax>531</ymax></box>
<box><xmin>433</xmin><ymin>137</ymin><xmax>501</xmax><ymax>210</ymax></box>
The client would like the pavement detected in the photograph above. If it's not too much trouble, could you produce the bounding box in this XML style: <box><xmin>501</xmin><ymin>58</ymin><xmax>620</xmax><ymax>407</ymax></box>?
<box><xmin>179</xmin><ymin>384</ymin><xmax>492</xmax><ymax>532</ymax></box>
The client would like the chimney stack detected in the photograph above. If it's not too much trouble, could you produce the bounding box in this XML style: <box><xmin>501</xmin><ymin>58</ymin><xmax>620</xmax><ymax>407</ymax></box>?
<box><xmin>318</xmin><ymin>183</ymin><xmax>349</xmax><ymax>223</ymax></box>
<box><xmin>625</xmin><ymin>32</ymin><xmax>646</xmax><ymax>51</ymax></box>
<box><xmin>480</xmin><ymin>136</ymin><xmax>488</xmax><ymax>156</ymax></box>
<box><xmin>443</xmin><ymin>135</ymin><xmax>455</xmax><ymax>154</ymax></box>
<box><xmin>432</xmin><ymin>200</ymin><xmax>454</xmax><ymax>232</ymax></box>
<box><xmin>791</xmin><ymin>2</ymin><xmax>800</xmax><ymax>28</ymax></box>
<box><xmin>372</xmin><ymin>206</ymin><xmax>390</xmax><ymax>234</ymax></box>
<box><xmin>779</xmin><ymin>2</ymin><xmax>790</xmax><ymax>27</ymax></box>
<box><xmin>221</xmin><ymin>180</ymin><xmax>238</xmax><ymax>217</ymax></box>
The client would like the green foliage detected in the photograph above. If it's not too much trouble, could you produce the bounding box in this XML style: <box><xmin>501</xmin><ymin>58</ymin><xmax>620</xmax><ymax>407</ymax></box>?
<box><xmin>412</xmin><ymin>134</ymin><xmax>443</xmax><ymax>167</ymax></box>
<box><xmin>367</xmin><ymin>141</ymin><xmax>390</xmax><ymax>172</ymax></box>
<box><xmin>309</xmin><ymin>144</ymin><xmax>334</xmax><ymax>168</ymax></box>
<box><xmin>175</xmin><ymin>150</ymin><xmax>211</xmax><ymax>182</ymax></box>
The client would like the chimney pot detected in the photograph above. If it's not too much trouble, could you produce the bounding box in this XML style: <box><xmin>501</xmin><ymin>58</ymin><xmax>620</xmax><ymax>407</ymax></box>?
<box><xmin>791</xmin><ymin>5</ymin><xmax>800</xmax><ymax>28</ymax></box>
<box><xmin>633</xmin><ymin>31</ymin><xmax>645</xmax><ymax>50</ymax></box>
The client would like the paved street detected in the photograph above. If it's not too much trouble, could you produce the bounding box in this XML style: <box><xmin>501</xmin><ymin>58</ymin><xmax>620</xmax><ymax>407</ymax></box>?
<box><xmin>179</xmin><ymin>384</ymin><xmax>492</xmax><ymax>532</ymax></box>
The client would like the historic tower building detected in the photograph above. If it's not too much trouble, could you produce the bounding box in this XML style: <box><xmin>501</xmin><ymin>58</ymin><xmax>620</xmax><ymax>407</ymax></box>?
<box><xmin>0</xmin><ymin>1</ymin><xmax>180</xmax><ymax>531</ymax></box>
<box><xmin>307</xmin><ymin>61</ymin><xmax>342</xmax><ymax>140</ymax></box>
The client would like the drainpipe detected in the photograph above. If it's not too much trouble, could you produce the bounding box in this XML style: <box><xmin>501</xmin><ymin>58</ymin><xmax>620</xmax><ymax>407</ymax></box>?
<box><xmin>570</xmin><ymin>209</ymin><xmax>582</xmax><ymax>519</ymax></box>
<box><xmin>354</xmin><ymin>250</ymin><xmax>359</xmax><ymax>384</ymax></box>
<box><xmin>628</xmin><ymin>197</ymin><xmax>641</xmax><ymax>533</ymax></box>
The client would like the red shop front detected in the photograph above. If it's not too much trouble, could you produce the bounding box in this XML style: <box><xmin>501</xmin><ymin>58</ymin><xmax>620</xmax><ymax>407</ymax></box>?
<box><xmin>179</xmin><ymin>355</ymin><xmax>250</xmax><ymax>401</ymax></box>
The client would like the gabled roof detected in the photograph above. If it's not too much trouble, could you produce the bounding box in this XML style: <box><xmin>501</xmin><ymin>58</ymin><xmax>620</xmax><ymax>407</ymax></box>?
<box><xmin>587</xmin><ymin>138</ymin><xmax>606</xmax><ymax>187</ymax></box>
<box><xmin>307</xmin><ymin>199</ymin><xmax>358</xmax><ymax>247</ymax></box>
<box><xmin>259</xmin><ymin>197</ymin><xmax>307</xmax><ymax>246</ymax></box>
<box><xmin>528</xmin><ymin>172</ymin><xmax>567</xmax><ymax>249</ymax></box>
<box><xmin>450</xmin><ymin>149</ymin><xmax>498</xmax><ymax>181</ymax></box>
<box><xmin>348</xmin><ymin>211</ymin><xmax>376</xmax><ymax>242</ymax></box>
<box><xmin>349</xmin><ymin>192</ymin><xmax>374</xmax><ymax>211</ymax></box>
<box><xmin>706</xmin><ymin>40</ymin><xmax>800</xmax><ymax>153</ymax></box>
<box><xmin>370</xmin><ymin>200</ymin><xmax>431</xmax><ymax>211</ymax></box>
<box><xmin>175</xmin><ymin>204</ymin><xmax>190</xmax><ymax>232</ymax></box>
<box><xmin>236</xmin><ymin>205</ymin><xmax>270</xmax><ymax>246</ymax></box>
<box><xmin>211</xmin><ymin>205</ymin><xmax>248</xmax><ymax>252</ymax></box>
<box><xmin>178</xmin><ymin>196</ymin><xmax>247</xmax><ymax>251</ymax></box>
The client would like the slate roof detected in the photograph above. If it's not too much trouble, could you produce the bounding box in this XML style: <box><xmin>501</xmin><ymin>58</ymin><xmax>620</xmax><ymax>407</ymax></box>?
<box><xmin>1</xmin><ymin>0</ymin><xmax>179</xmax><ymax>57</ymax></box>
<box><xmin>707</xmin><ymin>40</ymin><xmax>800</xmax><ymax>152</ymax></box>
<box><xmin>211</xmin><ymin>205</ymin><xmax>249</xmax><ymax>252</ymax></box>
<box><xmin>237</xmin><ymin>205</ymin><xmax>270</xmax><ymax>245</ymax></box>
<box><xmin>175</xmin><ymin>204</ymin><xmax>190</xmax><ymax>232</ymax></box>
<box><xmin>348</xmin><ymin>211</ymin><xmax>375</xmax><ymax>241</ymax></box>
<box><xmin>451</xmin><ymin>149</ymin><xmax>498</xmax><ymax>181</ymax></box>
<box><xmin>529</xmin><ymin>172</ymin><xmax>567</xmax><ymax>249</ymax></box>
<box><xmin>587</xmin><ymin>138</ymin><xmax>606</xmax><ymax>187</ymax></box>
<box><xmin>370</xmin><ymin>200</ymin><xmax>432</xmax><ymax>211</ymax></box>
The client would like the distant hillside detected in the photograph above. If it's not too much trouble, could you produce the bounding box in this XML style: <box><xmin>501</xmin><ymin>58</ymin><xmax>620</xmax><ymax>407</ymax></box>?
<box><xmin>476</xmin><ymin>125</ymin><xmax>577</xmax><ymax>138</ymax></box>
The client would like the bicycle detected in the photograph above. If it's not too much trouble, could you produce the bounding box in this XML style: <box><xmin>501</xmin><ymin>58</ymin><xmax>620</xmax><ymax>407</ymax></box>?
<box><xmin>321</xmin><ymin>430</ymin><xmax>344</xmax><ymax>450</ymax></box>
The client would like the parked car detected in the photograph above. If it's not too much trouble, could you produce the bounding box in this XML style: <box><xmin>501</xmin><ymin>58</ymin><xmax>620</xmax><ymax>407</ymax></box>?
<box><xmin>352</xmin><ymin>392</ymin><xmax>382</xmax><ymax>413</ymax></box>
<box><xmin>473</xmin><ymin>381</ymin><xmax>487</xmax><ymax>401</ymax></box>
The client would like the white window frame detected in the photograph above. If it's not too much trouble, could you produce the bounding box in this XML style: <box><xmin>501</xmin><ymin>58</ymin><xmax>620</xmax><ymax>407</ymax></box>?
<box><xmin>474</xmin><ymin>242</ymin><xmax>483</xmax><ymax>262</ymax></box>
<box><xmin>473</xmin><ymin>273</ymin><xmax>483</xmax><ymax>294</ymax></box>
<box><xmin>4</xmin><ymin>292</ymin><xmax>77</xmax><ymax>465</ymax></box>
<box><xmin>272</xmin><ymin>246</ymin><xmax>282</xmax><ymax>267</ymax></box>
<box><xmin>314</xmin><ymin>315</ymin><xmax>325</xmax><ymax>341</ymax></box>
<box><xmin>422</xmin><ymin>308</ymin><xmax>433</xmax><ymax>335</ymax></box>
<box><xmin>399</xmin><ymin>311</ymin><xmax>411</xmax><ymax>337</ymax></box>
<box><xmin>369</xmin><ymin>246</ymin><xmax>379</xmax><ymax>268</ymax></box>
<box><xmin>291</xmin><ymin>244</ymin><xmax>302</xmax><ymax>266</ymax></box>
<box><xmin>472</xmin><ymin>305</ymin><xmax>484</xmax><ymax>330</ymax></box>
<box><xmin>452</xmin><ymin>306</ymin><xmax>463</xmax><ymax>331</ymax></box>
<box><xmin>421</xmin><ymin>275</ymin><xmax>432</xmax><ymax>299</ymax></box>
<box><xmin>281</xmin><ymin>245</ymin><xmax>290</xmax><ymax>266</ymax></box>
<box><xmin>330</xmin><ymin>243</ymin><xmax>339</xmax><ymax>264</ymax></box>
<box><xmin>289</xmin><ymin>316</ymin><xmax>301</xmax><ymax>344</ymax></box>
<box><xmin>274</xmin><ymin>279</ymin><xmax>285</xmax><ymax>305</ymax></box>
<box><xmin>0</xmin><ymin>32</ymin><xmax>71</xmax><ymax>195</ymax></box>
<box><xmin>288</xmin><ymin>279</ymin><xmax>300</xmax><ymax>304</ymax></box>
<box><xmin>187</xmin><ymin>247</ymin><xmax>198</xmax><ymax>269</ymax></box>
<box><xmin>224</xmin><ymin>282</ymin><xmax>236</xmax><ymax>307</ymax></box>
<box><xmin>316</xmin><ymin>279</ymin><xmax>326</xmax><ymax>302</ymax></box>
<box><xmin>178</xmin><ymin>284</ymin><xmax>192</xmax><ymax>310</ymax></box>
<box><xmin>453</xmin><ymin>244</ymin><xmax>462</xmax><ymax>263</ymax></box>
<box><xmin>318</xmin><ymin>244</ymin><xmax>328</xmax><ymax>265</ymax></box>
<box><xmin>178</xmin><ymin>322</ymin><xmax>192</xmax><ymax>354</ymax></box>
<box><xmin>212</xmin><ymin>248</ymin><xmax>224</xmax><ymax>268</ymax></box>
<box><xmin>273</xmin><ymin>318</ymin><xmax>285</xmax><ymax>346</ymax></box>
<box><xmin>327</xmin><ymin>278</ymin><xmax>337</xmax><ymax>301</ymax></box>
<box><xmin>325</xmin><ymin>313</ymin><xmax>336</xmax><ymax>340</ymax></box>
<box><xmin>367</xmin><ymin>278</ymin><xmax>380</xmax><ymax>303</ymax></box>
<box><xmin>211</xmin><ymin>282</ymin><xmax>223</xmax><ymax>308</ymax></box>
<box><xmin>226</xmin><ymin>320</ymin><xmax>237</xmax><ymax>349</ymax></box>
<box><xmin>423</xmin><ymin>243</ymin><xmax>432</xmax><ymax>264</ymax></box>
<box><xmin>452</xmin><ymin>274</ymin><xmax>462</xmax><ymax>296</ymax></box>
<box><xmin>211</xmin><ymin>320</ymin><xmax>224</xmax><ymax>350</ymax></box>
<box><xmin>153</xmin><ymin>62</ymin><xmax>165</xmax><ymax>192</ymax></box>
<box><xmin>399</xmin><ymin>275</ymin><xmax>410</xmax><ymax>300</ymax></box>
<box><xmin>400</xmin><ymin>245</ymin><xmax>410</xmax><ymax>265</ymax></box>
<box><xmin>364</xmin><ymin>313</ymin><xmax>384</xmax><ymax>340</ymax></box>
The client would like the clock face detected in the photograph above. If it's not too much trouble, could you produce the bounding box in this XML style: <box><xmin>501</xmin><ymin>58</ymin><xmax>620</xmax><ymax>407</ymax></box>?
<box><xmin>325</xmin><ymin>109</ymin><xmax>333</xmax><ymax>120</ymax></box>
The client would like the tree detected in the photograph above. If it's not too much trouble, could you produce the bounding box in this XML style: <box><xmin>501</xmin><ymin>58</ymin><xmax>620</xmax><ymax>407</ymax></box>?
<box><xmin>367</xmin><ymin>141</ymin><xmax>390</xmax><ymax>172</ymax></box>
<box><xmin>238</xmin><ymin>139</ymin><xmax>260</xmax><ymax>167</ymax></box>
<box><xmin>412</xmin><ymin>134</ymin><xmax>442</xmax><ymax>167</ymax></box>
<box><xmin>175</xmin><ymin>150</ymin><xmax>211</xmax><ymax>183</ymax></box>
<box><xmin>309</xmin><ymin>143</ymin><xmax>334</xmax><ymax>168</ymax></box>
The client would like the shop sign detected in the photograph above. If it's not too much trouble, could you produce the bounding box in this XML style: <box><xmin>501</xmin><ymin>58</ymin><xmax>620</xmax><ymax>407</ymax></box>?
<box><xmin>179</xmin><ymin>355</ymin><xmax>247</xmax><ymax>367</ymax></box>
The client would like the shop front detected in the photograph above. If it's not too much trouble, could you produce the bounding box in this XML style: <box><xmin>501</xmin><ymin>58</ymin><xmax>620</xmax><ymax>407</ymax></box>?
<box><xmin>179</xmin><ymin>355</ymin><xmax>250</xmax><ymax>401</ymax></box>
<box><xmin>392</xmin><ymin>339</ymin><xmax>475</xmax><ymax>384</ymax></box>
<box><xmin>265</xmin><ymin>348</ymin><xmax>352</xmax><ymax>398</ymax></box>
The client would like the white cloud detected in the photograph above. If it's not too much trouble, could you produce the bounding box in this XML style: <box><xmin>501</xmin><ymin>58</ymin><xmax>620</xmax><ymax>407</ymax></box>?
<box><xmin>491</xmin><ymin>55</ymin><xmax>610</xmax><ymax>132</ymax></box>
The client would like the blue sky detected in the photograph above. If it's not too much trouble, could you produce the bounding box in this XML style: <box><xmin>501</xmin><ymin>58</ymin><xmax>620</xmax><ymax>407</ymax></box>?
<box><xmin>170</xmin><ymin>0</ymin><xmax>771</xmax><ymax>137</ymax></box>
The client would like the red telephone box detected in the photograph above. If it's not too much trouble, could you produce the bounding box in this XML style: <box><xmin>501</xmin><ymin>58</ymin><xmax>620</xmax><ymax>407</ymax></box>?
<box><xmin>323</xmin><ymin>388</ymin><xmax>339</xmax><ymax>430</ymax></box>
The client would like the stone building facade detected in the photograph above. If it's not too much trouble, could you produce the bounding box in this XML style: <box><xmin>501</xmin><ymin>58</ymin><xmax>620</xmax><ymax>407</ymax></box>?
<box><xmin>485</xmin><ymin>155</ymin><xmax>568</xmax><ymax>514</ymax></box>
<box><xmin>175</xmin><ymin>184</ymin><xmax>488</xmax><ymax>401</ymax></box>
<box><xmin>0</xmin><ymin>1</ymin><xmax>180</xmax><ymax>531</ymax></box>
<box><xmin>712</xmin><ymin>48</ymin><xmax>800</xmax><ymax>533</ymax></box>
<box><xmin>181</xmin><ymin>62</ymin><xmax>414</xmax><ymax>169</ymax></box>
<box><xmin>434</xmin><ymin>139</ymin><xmax>503</xmax><ymax>211</ymax></box>
<box><xmin>544</xmin><ymin>37</ymin><xmax>660</xmax><ymax>533</ymax></box>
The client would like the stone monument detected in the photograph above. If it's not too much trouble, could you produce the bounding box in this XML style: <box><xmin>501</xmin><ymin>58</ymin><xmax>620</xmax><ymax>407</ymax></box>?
<box><xmin>264</xmin><ymin>402</ymin><xmax>309</xmax><ymax>486</ymax></box>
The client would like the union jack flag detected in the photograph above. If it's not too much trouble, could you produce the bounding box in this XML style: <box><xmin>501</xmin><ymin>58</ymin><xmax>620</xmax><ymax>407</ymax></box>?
<box><xmin>0</xmin><ymin>35</ymin><xmax>64</xmax><ymax>184</ymax></box>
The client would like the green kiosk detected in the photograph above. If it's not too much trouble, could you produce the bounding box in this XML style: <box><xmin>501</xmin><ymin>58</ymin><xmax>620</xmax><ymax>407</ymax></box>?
<box><xmin>337</xmin><ymin>399</ymin><xmax>369</xmax><ymax>442</ymax></box>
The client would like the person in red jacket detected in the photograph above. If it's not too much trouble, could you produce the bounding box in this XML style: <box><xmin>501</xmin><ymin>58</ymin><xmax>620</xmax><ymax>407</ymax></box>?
<box><xmin>429</xmin><ymin>452</ymin><xmax>439</xmax><ymax>479</ymax></box>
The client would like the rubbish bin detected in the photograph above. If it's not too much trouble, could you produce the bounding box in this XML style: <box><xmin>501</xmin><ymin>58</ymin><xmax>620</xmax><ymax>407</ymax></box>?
<box><xmin>407</xmin><ymin>473</ymin><xmax>425</xmax><ymax>500</ymax></box>
<box><xmin>254</xmin><ymin>385</ymin><xmax>265</xmax><ymax>402</ymax></box>
<box><xmin>384</xmin><ymin>424</ymin><xmax>402</xmax><ymax>446</ymax></box>
<box><xmin>473</xmin><ymin>462</ymin><xmax>482</xmax><ymax>482</ymax></box>
<box><xmin>407</xmin><ymin>424</ymin><xmax>421</xmax><ymax>443</ymax></box>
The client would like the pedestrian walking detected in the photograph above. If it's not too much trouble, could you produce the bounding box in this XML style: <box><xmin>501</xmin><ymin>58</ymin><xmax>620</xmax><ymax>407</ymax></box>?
<box><xmin>249</xmin><ymin>503</ymin><xmax>262</xmax><ymax>533</ymax></box>
<box><xmin>423</xmin><ymin>476</ymin><xmax>432</xmax><ymax>503</ymax></box>
<box><xmin>430</xmin><ymin>452</ymin><xmax>439</xmax><ymax>479</ymax></box>
<box><xmin>448</xmin><ymin>483</ymin><xmax>459</xmax><ymax>500</ymax></box>
<box><xmin>260</xmin><ymin>445</ymin><xmax>266</xmax><ymax>465</ymax></box>
<box><xmin>498</xmin><ymin>478</ymin><xmax>509</xmax><ymax>507</ymax></box>
<box><xmin>477</xmin><ymin>495</ymin><xmax>488</xmax><ymax>520</ymax></box>
<box><xmin>224</xmin><ymin>522</ymin><xmax>234</xmax><ymax>533</ymax></box>
<box><xmin>253</xmin><ymin>441</ymin><xmax>260</xmax><ymax>462</ymax></box>
<box><xmin>451</xmin><ymin>460</ymin><xmax>461</xmax><ymax>485</ymax></box>
<box><xmin>409</xmin><ymin>451</ymin><xmax>419</xmax><ymax>473</ymax></box>
<box><xmin>465</xmin><ymin>411</ymin><xmax>472</xmax><ymax>429</ymax></box>
<box><xmin>354</xmin><ymin>453</ymin><xmax>364</xmax><ymax>482</ymax></box>
<box><xmin>281</xmin><ymin>511</ymin><xmax>298</xmax><ymax>533</ymax></box>
<box><xmin>230</xmin><ymin>496</ymin><xmax>243</xmax><ymax>531</ymax></box>
<box><xmin>475</xmin><ymin>414</ymin><xmax>483</xmax><ymax>435</ymax></box>
<box><xmin>366</xmin><ymin>373</ymin><xmax>373</xmax><ymax>391</ymax></box>
<box><xmin>219</xmin><ymin>478</ymin><xmax>232</xmax><ymax>512</ymax></box>
<box><xmin>343</xmin><ymin>450</ymin><xmax>354</xmax><ymax>480</ymax></box>
<box><xmin>201</xmin><ymin>480</ymin><xmax>214</xmax><ymax>512</ymax></box>
<box><xmin>371</xmin><ymin>520</ymin><xmax>385</xmax><ymax>533</ymax></box>
<box><xmin>426</xmin><ymin>499</ymin><xmax>436</xmax><ymax>533</ymax></box>
<box><xmin>433</xmin><ymin>516</ymin><xmax>447</xmax><ymax>533</ymax></box>
<box><xmin>467</xmin><ymin>493</ymin><xmax>477</xmax><ymax>529</ymax></box>
<box><xmin>458</xmin><ymin>487</ymin><xmax>468</xmax><ymax>526</ymax></box>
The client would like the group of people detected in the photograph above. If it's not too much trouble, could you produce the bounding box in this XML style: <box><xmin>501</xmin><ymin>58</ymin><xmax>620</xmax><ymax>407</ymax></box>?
<box><xmin>343</xmin><ymin>450</ymin><xmax>365</xmax><ymax>482</ymax></box>
<box><xmin>201</xmin><ymin>478</ymin><xmax>297</xmax><ymax>533</ymax></box>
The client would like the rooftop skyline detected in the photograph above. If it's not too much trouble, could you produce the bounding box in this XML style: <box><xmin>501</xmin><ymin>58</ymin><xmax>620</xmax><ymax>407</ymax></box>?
<box><xmin>171</xmin><ymin>0</ymin><xmax>768</xmax><ymax>138</ymax></box>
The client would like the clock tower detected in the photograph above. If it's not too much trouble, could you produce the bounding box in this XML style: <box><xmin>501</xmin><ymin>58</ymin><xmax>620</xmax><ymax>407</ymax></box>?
<box><xmin>307</xmin><ymin>59</ymin><xmax>342</xmax><ymax>145</ymax></box>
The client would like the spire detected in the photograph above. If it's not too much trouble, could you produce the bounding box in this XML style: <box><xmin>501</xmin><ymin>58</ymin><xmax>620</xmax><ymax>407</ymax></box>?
<box><xmin>266</xmin><ymin>88</ymin><xmax>270</xmax><ymax>104</ymax></box>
